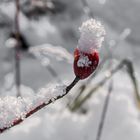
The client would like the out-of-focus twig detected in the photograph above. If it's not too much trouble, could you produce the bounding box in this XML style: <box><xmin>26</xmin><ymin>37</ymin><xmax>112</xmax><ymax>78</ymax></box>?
<box><xmin>0</xmin><ymin>8</ymin><xmax>12</xmax><ymax>28</ymax></box>
<box><xmin>70</xmin><ymin>59</ymin><xmax>140</xmax><ymax>111</ymax></box>
<box><xmin>96</xmin><ymin>80</ymin><xmax>113</xmax><ymax>140</ymax></box>
<box><xmin>124</xmin><ymin>60</ymin><xmax>140</xmax><ymax>107</ymax></box>
<box><xmin>14</xmin><ymin>0</ymin><xmax>21</xmax><ymax>97</ymax></box>
<box><xmin>22</xmin><ymin>0</ymin><xmax>66</xmax><ymax>18</ymax></box>
<box><xmin>96</xmin><ymin>31</ymin><xmax>114</xmax><ymax>140</ymax></box>
<box><xmin>47</xmin><ymin>65</ymin><xmax>62</xmax><ymax>83</ymax></box>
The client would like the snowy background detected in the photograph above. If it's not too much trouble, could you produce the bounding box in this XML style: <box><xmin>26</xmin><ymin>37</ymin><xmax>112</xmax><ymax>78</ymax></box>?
<box><xmin>0</xmin><ymin>0</ymin><xmax>140</xmax><ymax>140</ymax></box>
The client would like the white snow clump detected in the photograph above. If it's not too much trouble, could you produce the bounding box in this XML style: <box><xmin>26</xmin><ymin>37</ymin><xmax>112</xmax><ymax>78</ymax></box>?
<box><xmin>78</xmin><ymin>19</ymin><xmax>106</xmax><ymax>53</ymax></box>
<box><xmin>0</xmin><ymin>84</ymin><xmax>66</xmax><ymax>130</ymax></box>
<box><xmin>77</xmin><ymin>55</ymin><xmax>92</xmax><ymax>67</ymax></box>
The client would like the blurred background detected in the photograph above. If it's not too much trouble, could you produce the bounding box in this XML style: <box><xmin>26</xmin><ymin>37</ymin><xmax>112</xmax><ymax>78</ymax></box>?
<box><xmin>0</xmin><ymin>0</ymin><xmax>140</xmax><ymax>140</ymax></box>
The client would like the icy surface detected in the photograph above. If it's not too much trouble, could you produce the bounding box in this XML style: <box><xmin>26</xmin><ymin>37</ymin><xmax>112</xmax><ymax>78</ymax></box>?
<box><xmin>78</xmin><ymin>19</ymin><xmax>106</xmax><ymax>53</ymax></box>
<box><xmin>0</xmin><ymin>84</ymin><xmax>66</xmax><ymax>130</ymax></box>
<box><xmin>77</xmin><ymin>55</ymin><xmax>92</xmax><ymax>67</ymax></box>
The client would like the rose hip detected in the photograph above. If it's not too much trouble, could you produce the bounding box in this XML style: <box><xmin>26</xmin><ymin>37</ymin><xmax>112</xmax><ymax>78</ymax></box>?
<box><xmin>73</xmin><ymin>48</ymin><xmax>99</xmax><ymax>79</ymax></box>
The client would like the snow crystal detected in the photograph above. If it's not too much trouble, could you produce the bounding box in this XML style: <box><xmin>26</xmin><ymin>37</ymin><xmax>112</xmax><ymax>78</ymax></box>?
<box><xmin>78</xmin><ymin>19</ymin><xmax>106</xmax><ymax>53</ymax></box>
<box><xmin>77</xmin><ymin>55</ymin><xmax>92</xmax><ymax>67</ymax></box>
<box><xmin>0</xmin><ymin>84</ymin><xmax>66</xmax><ymax>130</ymax></box>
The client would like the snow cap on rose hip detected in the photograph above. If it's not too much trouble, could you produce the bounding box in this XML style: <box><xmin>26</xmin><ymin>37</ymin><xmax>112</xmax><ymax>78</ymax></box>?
<box><xmin>78</xmin><ymin>19</ymin><xmax>106</xmax><ymax>52</ymax></box>
<box><xmin>74</xmin><ymin>19</ymin><xmax>106</xmax><ymax>79</ymax></box>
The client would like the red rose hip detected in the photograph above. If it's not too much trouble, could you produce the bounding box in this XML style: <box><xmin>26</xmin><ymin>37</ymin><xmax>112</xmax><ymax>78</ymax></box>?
<box><xmin>73</xmin><ymin>48</ymin><xmax>99</xmax><ymax>79</ymax></box>
<box><xmin>73</xmin><ymin>19</ymin><xmax>105</xmax><ymax>80</ymax></box>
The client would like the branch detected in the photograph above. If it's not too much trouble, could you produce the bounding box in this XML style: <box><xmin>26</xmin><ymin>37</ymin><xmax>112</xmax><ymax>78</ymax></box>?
<box><xmin>14</xmin><ymin>0</ymin><xmax>21</xmax><ymax>97</ymax></box>
<box><xmin>0</xmin><ymin>76</ymin><xmax>80</xmax><ymax>134</ymax></box>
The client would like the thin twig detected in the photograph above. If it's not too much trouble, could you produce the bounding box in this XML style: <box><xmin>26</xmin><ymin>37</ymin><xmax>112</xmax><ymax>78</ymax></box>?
<box><xmin>124</xmin><ymin>60</ymin><xmax>140</xmax><ymax>104</ymax></box>
<box><xmin>0</xmin><ymin>76</ymin><xmax>80</xmax><ymax>133</ymax></box>
<box><xmin>96</xmin><ymin>80</ymin><xmax>113</xmax><ymax>140</ymax></box>
<box><xmin>15</xmin><ymin>0</ymin><xmax>21</xmax><ymax>97</ymax></box>
<box><xmin>96</xmin><ymin>56</ymin><xmax>114</xmax><ymax>140</ymax></box>
<box><xmin>46</xmin><ymin>65</ymin><xmax>62</xmax><ymax>83</ymax></box>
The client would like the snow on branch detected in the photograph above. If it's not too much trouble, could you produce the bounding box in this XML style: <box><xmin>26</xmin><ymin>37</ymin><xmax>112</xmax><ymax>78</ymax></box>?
<box><xmin>29</xmin><ymin>43</ymin><xmax>73</xmax><ymax>65</ymax></box>
<box><xmin>0</xmin><ymin>77</ymin><xmax>80</xmax><ymax>133</ymax></box>
<box><xmin>0</xmin><ymin>18</ymin><xmax>105</xmax><ymax>133</ymax></box>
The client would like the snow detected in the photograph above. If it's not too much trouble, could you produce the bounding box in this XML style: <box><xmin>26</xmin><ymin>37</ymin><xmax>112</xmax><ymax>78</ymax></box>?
<box><xmin>0</xmin><ymin>0</ymin><xmax>140</xmax><ymax>139</ymax></box>
<box><xmin>1</xmin><ymin>74</ymin><xmax>140</xmax><ymax>140</ymax></box>
<box><xmin>0</xmin><ymin>84</ymin><xmax>66</xmax><ymax>130</ymax></box>
<box><xmin>78</xmin><ymin>19</ymin><xmax>106</xmax><ymax>53</ymax></box>
<box><xmin>29</xmin><ymin>44</ymin><xmax>73</xmax><ymax>65</ymax></box>
<box><xmin>5</xmin><ymin>38</ymin><xmax>17</xmax><ymax>49</ymax></box>
<box><xmin>77</xmin><ymin>55</ymin><xmax>92</xmax><ymax>67</ymax></box>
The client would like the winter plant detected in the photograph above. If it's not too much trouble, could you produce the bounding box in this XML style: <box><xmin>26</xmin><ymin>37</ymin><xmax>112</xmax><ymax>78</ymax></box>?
<box><xmin>0</xmin><ymin>18</ymin><xmax>105</xmax><ymax>133</ymax></box>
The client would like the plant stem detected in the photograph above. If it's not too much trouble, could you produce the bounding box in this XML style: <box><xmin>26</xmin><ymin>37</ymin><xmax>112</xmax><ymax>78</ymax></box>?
<box><xmin>123</xmin><ymin>60</ymin><xmax>140</xmax><ymax>106</ymax></box>
<box><xmin>66</xmin><ymin>76</ymin><xmax>80</xmax><ymax>93</ymax></box>
<box><xmin>96</xmin><ymin>81</ymin><xmax>113</xmax><ymax>140</ymax></box>
<box><xmin>15</xmin><ymin>0</ymin><xmax>21</xmax><ymax>97</ymax></box>
<box><xmin>47</xmin><ymin>65</ymin><xmax>62</xmax><ymax>83</ymax></box>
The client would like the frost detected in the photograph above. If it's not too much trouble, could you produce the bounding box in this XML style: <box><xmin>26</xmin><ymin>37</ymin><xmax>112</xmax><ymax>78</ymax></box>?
<box><xmin>29</xmin><ymin>44</ymin><xmax>73</xmax><ymax>64</ymax></box>
<box><xmin>78</xmin><ymin>19</ymin><xmax>106</xmax><ymax>53</ymax></box>
<box><xmin>77</xmin><ymin>55</ymin><xmax>92</xmax><ymax>67</ymax></box>
<box><xmin>0</xmin><ymin>84</ymin><xmax>66</xmax><ymax>130</ymax></box>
